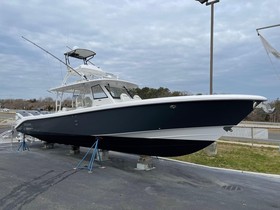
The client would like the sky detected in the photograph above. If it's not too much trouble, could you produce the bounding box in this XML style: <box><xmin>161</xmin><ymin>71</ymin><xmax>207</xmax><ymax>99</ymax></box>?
<box><xmin>0</xmin><ymin>0</ymin><xmax>280</xmax><ymax>101</ymax></box>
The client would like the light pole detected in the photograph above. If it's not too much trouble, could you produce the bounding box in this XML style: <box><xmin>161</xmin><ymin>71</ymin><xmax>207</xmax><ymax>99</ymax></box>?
<box><xmin>196</xmin><ymin>0</ymin><xmax>220</xmax><ymax>95</ymax></box>
<box><xmin>196</xmin><ymin>0</ymin><xmax>220</xmax><ymax>156</ymax></box>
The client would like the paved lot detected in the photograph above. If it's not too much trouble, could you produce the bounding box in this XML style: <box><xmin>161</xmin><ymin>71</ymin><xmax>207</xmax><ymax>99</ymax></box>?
<box><xmin>0</xmin><ymin>142</ymin><xmax>279</xmax><ymax>210</ymax></box>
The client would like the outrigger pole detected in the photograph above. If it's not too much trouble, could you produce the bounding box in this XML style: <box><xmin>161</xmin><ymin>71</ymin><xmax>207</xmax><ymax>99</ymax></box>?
<box><xmin>256</xmin><ymin>23</ymin><xmax>280</xmax><ymax>35</ymax></box>
<box><xmin>21</xmin><ymin>36</ymin><xmax>88</xmax><ymax>81</ymax></box>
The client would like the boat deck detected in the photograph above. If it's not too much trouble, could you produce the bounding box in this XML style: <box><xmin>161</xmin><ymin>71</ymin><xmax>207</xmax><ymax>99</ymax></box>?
<box><xmin>0</xmin><ymin>141</ymin><xmax>279</xmax><ymax>210</ymax></box>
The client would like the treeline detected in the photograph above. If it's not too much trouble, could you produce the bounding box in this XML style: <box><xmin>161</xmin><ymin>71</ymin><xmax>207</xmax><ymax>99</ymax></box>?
<box><xmin>0</xmin><ymin>97</ymin><xmax>55</xmax><ymax>111</ymax></box>
<box><xmin>133</xmin><ymin>87</ymin><xmax>190</xmax><ymax>99</ymax></box>
<box><xmin>246</xmin><ymin>99</ymin><xmax>280</xmax><ymax>122</ymax></box>
<box><xmin>1</xmin><ymin>87</ymin><xmax>279</xmax><ymax>122</ymax></box>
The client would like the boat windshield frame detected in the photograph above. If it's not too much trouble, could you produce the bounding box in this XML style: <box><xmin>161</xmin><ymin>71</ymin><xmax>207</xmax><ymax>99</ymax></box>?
<box><xmin>91</xmin><ymin>84</ymin><xmax>108</xmax><ymax>100</ymax></box>
<box><xmin>105</xmin><ymin>84</ymin><xmax>132</xmax><ymax>99</ymax></box>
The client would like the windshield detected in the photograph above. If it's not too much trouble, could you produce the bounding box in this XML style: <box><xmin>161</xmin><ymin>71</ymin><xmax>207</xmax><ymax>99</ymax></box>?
<box><xmin>91</xmin><ymin>85</ymin><xmax>108</xmax><ymax>99</ymax></box>
<box><xmin>105</xmin><ymin>85</ymin><xmax>132</xmax><ymax>99</ymax></box>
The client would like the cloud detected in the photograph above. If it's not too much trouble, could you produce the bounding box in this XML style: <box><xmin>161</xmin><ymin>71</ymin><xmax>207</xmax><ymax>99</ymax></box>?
<box><xmin>0</xmin><ymin>0</ymin><xmax>280</xmax><ymax>100</ymax></box>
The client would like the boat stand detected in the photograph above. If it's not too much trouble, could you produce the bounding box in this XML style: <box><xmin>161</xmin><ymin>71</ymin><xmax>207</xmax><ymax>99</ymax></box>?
<box><xmin>18</xmin><ymin>134</ymin><xmax>29</xmax><ymax>151</ymax></box>
<box><xmin>98</xmin><ymin>150</ymin><xmax>109</xmax><ymax>161</ymax></box>
<box><xmin>74</xmin><ymin>137</ymin><xmax>101</xmax><ymax>173</ymax></box>
<box><xmin>43</xmin><ymin>142</ymin><xmax>55</xmax><ymax>149</ymax></box>
<box><xmin>136</xmin><ymin>155</ymin><xmax>155</xmax><ymax>171</ymax></box>
<box><xmin>70</xmin><ymin>145</ymin><xmax>80</xmax><ymax>154</ymax></box>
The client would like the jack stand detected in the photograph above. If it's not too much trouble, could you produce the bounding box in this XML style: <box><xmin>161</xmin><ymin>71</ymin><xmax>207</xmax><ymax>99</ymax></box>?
<box><xmin>136</xmin><ymin>155</ymin><xmax>155</xmax><ymax>171</ymax></box>
<box><xmin>98</xmin><ymin>150</ymin><xmax>109</xmax><ymax>161</ymax></box>
<box><xmin>43</xmin><ymin>142</ymin><xmax>54</xmax><ymax>149</ymax></box>
<box><xmin>74</xmin><ymin>137</ymin><xmax>101</xmax><ymax>173</ymax></box>
<box><xmin>70</xmin><ymin>145</ymin><xmax>80</xmax><ymax>154</ymax></box>
<box><xmin>18</xmin><ymin>134</ymin><xmax>29</xmax><ymax>151</ymax></box>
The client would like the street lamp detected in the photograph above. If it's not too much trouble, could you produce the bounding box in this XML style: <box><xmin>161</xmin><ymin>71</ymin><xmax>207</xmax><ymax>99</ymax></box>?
<box><xmin>196</xmin><ymin>0</ymin><xmax>220</xmax><ymax>95</ymax></box>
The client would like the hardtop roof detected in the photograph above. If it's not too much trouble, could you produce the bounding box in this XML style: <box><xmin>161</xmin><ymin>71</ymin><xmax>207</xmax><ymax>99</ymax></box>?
<box><xmin>49</xmin><ymin>79</ymin><xmax>138</xmax><ymax>93</ymax></box>
<box><xmin>64</xmin><ymin>49</ymin><xmax>96</xmax><ymax>60</ymax></box>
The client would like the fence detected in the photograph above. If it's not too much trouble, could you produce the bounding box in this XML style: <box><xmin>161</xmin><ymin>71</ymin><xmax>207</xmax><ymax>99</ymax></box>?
<box><xmin>221</xmin><ymin>121</ymin><xmax>280</xmax><ymax>151</ymax></box>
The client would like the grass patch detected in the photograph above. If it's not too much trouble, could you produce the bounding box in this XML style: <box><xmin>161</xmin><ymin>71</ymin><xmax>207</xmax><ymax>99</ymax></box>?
<box><xmin>172</xmin><ymin>142</ymin><xmax>280</xmax><ymax>175</ymax></box>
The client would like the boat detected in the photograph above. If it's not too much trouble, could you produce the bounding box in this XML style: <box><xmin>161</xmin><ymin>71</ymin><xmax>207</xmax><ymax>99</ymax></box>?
<box><xmin>15</xmin><ymin>48</ymin><xmax>267</xmax><ymax>157</ymax></box>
